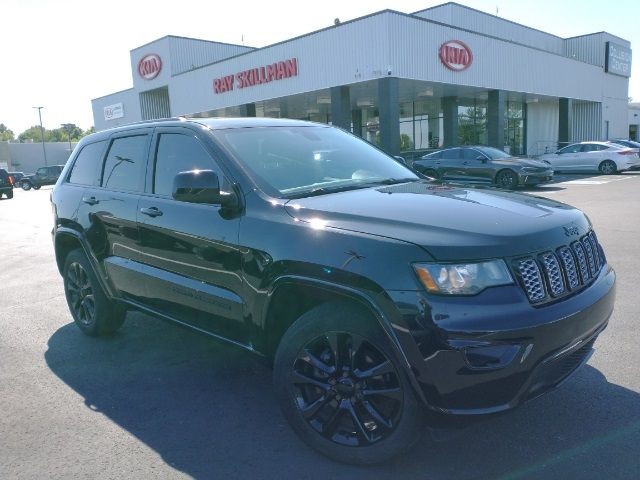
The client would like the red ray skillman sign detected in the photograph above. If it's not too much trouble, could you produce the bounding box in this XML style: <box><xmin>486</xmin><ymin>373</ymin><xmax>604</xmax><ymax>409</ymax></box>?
<box><xmin>213</xmin><ymin>58</ymin><xmax>298</xmax><ymax>94</ymax></box>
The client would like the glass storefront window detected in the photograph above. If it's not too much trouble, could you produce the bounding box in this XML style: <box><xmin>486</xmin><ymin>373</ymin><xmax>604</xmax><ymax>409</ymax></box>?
<box><xmin>458</xmin><ymin>99</ymin><xmax>487</xmax><ymax>145</ymax></box>
<box><xmin>504</xmin><ymin>101</ymin><xmax>525</xmax><ymax>155</ymax></box>
<box><xmin>399</xmin><ymin>100</ymin><xmax>443</xmax><ymax>152</ymax></box>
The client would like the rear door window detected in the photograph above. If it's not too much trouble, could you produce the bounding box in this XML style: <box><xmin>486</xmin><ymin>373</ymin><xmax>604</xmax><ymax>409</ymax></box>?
<box><xmin>102</xmin><ymin>135</ymin><xmax>149</xmax><ymax>192</ymax></box>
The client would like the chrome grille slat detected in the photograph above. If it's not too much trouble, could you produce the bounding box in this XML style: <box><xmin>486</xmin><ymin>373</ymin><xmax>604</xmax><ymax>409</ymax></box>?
<box><xmin>518</xmin><ymin>259</ymin><xmax>546</xmax><ymax>302</ymax></box>
<box><xmin>582</xmin><ymin>237</ymin><xmax>596</xmax><ymax>277</ymax></box>
<box><xmin>516</xmin><ymin>231</ymin><xmax>604</xmax><ymax>304</ymax></box>
<box><xmin>557</xmin><ymin>247</ymin><xmax>580</xmax><ymax>290</ymax></box>
<box><xmin>572</xmin><ymin>241</ymin><xmax>590</xmax><ymax>283</ymax></box>
<box><xmin>540</xmin><ymin>252</ymin><xmax>565</xmax><ymax>297</ymax></box>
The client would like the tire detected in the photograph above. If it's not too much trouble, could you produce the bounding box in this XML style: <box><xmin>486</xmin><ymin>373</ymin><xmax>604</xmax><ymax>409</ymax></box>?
<box><xmin>6</xmin><ymin>189</ymin><xmax>13</xmax><ymax>199</ymax></box>
<box><xmin>273</xmin><ymin>302</ymin><xmax>425</xmax><ymax>464</ymax></box>
<box><xmin>33</xmin><ymin>185</ymin><xmax>41</xmax><ymax>190</ymax></box>
<box><xmin>495</xmin><ymin>169</ymin><xmax>518</xmax><ymax>189</ymax></box>
<box><xmin>21</xmin><ymin>181</ymin><xmax>32</xmax><ymax>191</ymax></box>
<box><xmin>598</xmin><ymin>160</ymin><xmax>617</xmax><ymax>175</ymax></box>
<box><xmin>63</xmin><ymin>249</ymin><xmax>126</xmax><ymax>336</ymax></box>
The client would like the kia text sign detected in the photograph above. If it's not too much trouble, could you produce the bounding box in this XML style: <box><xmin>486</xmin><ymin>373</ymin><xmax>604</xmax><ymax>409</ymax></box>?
<box><xmin>439</xmin><ymin>41</ymin><xmax>473</xmax><ymax>71</ymax></box>
<box><xmin>138</xmin><ymin>54</ymin><xmax>162</xmax><ymax>80</ymax></box>
<box><xmin>213</xmin><ymin>58</ymin><xmax>298</xmax><ymax>94</ymax></box>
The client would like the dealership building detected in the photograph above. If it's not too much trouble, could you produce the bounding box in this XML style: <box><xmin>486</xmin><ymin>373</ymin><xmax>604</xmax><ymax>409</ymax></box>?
<box><xmin>92</xmin><ymin>2</ymin><xmax>632</xmax><ymax>157</ymax></box>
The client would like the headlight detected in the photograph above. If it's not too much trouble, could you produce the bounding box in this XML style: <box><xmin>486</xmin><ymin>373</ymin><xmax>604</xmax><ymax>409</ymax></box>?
<box><xmin>520</xmin><ymin>167</ymin><xmax>543</xmax><ymax>173</ymax></box>
<box><xmin>413</xmin><ymin>260</ymin><xmax>513</xmax><ymax>295</ymax></box>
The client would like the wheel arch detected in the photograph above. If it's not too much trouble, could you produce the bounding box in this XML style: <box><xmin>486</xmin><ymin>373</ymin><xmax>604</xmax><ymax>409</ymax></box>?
<box><xmin>263</xmin><ymin>276</ymin><xmax>428</xmax><ymax>405</ymax></box>
<box><xmin>54</xmin><ymin>228</ymin><xmax>118</xmax><ymax>299</ymax></box>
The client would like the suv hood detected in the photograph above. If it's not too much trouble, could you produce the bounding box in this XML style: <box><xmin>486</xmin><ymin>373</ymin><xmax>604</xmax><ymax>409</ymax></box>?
<box><xmin>284</xmin><ymin>182</ymin><xmax>589</xmax><ymax>261</ymax></box>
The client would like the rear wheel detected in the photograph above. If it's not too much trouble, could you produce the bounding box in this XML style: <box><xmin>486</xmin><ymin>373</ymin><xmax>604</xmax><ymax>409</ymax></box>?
<box><xmin>495</xmin><ymin>169</ymin><xmax>518</xmax><ymax>189</ymax></box>
<box><xmin>598</xmin><ymin>160</ymin><xmax>617</xmax><ymax>175</ymax></box>
<box><xmin>21</xmin><ymin>181</ymin><xmax>32</xmax><ymax>191</ymax></box>
<box><xmin>274</xmin><ymin>302</ymin><xmax>425</xmax><ymax>464</ymax></box>
<box><xmin>33</xmin><ymin>185</ymin><xmax>41</xmax><ymax>190</ymax></box>
<box><xmin>63</xmin><ymin>249</ymin><xmax>126</xmax><ymax>336</ymax></box>
<box><xmin>6</xmin><ymin>189</ymin><xmax>13</xmax><ymax>199</ymax></box>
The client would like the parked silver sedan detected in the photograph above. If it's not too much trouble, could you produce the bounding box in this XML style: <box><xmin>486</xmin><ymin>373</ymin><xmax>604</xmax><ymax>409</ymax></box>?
<box><xmin>537</xmin><ymin>141</ymin><xmax>640</xmax><ymax>174</ymax></box>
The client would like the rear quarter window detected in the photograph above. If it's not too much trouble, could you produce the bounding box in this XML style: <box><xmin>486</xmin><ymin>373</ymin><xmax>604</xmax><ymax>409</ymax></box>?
<box><xmin>68</xmin><ymin>141</ymin><xmax>107</xmax><ymax>186</ymax></box>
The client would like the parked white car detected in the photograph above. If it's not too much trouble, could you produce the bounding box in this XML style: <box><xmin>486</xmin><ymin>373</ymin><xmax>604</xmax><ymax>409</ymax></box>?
<box><xmin>538</xmin><ymin>141</ymin><xmax>640</xmax><ymax>174</ymax></box>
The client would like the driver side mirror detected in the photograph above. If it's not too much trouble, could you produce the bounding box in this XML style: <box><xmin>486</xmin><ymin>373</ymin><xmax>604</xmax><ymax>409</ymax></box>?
<box><xmin>172</xmin><ymin>169</ymin><xmax>236</xmax><ymax>207</ymax></box>
<box><xmin>393</xmin><ymin>155</ymin><xmax>407</xmax><ymax>165</ymax></box>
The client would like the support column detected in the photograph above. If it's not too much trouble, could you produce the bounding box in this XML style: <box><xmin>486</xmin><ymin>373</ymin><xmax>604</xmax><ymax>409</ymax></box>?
<box><xmin>442</xmin><ymin>96</ymin><xmax>458</xmax><ymax>147</ymax></box>
<box><xmin>330</xmin><ymin>86</ymin><xmax>351</xmax><ymax>131</ymax></box>
<box><xmin>488</xmin><ymin>90</ymin><xmax>506</xmax><ymax>149</ymax></box>
<box><xmin>558</xmin><ymin>98</ymin><xmax>573</xmax><ymax>145</ymax></box>
<box><xmin>352</xmin><ymin>109</ymin><xmax>363</xmax><ymax>138</ymax></box>
<box><xmin>378</xmin><ymin>77</ymin><xmax>400</xmax><ymax>155</ymax></box>
<box><xmin>239</xmin><ymin>103</ymin><xmax>256</xmax><ymax>117</ymax></box>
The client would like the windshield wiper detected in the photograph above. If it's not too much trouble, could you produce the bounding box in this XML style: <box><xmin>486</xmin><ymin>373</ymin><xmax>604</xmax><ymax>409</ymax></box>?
<box><xmin>285</xmin><ymin>178</ymin><xmax>418</xmax><ymax>199</ymax></box>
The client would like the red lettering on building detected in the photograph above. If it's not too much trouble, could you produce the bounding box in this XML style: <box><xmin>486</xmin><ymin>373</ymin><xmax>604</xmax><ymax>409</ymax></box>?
<box><xmin>439</xmin><ymin>41</ymin><xmax>473</xmax><ymax>71</ymax></box>
<box><xmin>214</xmin><ymin>57</ymin><xmax>299</xmax><ymax>93</ymax></box>
<box><xmin>138</xmin><ymin>54</ymin><xmax>163</xmax><ymax>80</ymax></box>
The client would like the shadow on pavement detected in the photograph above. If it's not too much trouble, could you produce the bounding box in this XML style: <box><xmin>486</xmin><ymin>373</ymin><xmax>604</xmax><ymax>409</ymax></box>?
<box><xmin>45</xmin><ymin>312</ymin><xmax>640</xmax><ymax>479</ymax></box>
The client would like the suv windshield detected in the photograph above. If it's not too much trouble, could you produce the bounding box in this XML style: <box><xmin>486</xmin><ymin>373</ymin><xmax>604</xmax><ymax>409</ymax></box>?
<box><xmin>213</xmin><ymin>126</ymin><xmax>418</xmax><ymax>198</ymax></box>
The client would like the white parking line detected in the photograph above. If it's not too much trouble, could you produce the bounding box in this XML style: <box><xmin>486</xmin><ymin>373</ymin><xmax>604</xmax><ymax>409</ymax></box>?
<box><xmin>556</xmin><ymin>176</ymin><xmax>634</xmax><ymax>185</ymax></box>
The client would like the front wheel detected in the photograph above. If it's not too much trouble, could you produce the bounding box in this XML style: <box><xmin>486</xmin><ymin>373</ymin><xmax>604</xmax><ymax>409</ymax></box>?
<box><xmin>598</xmin><ymin>160</ymin><xmax>617</xmax><ymax>175</ymax></box>
<box><xmin>274</xmin><ymin>302</ymin><xmax>425</xmax><ymax>464</ymax></box>
<box><xmin>33</xmin><ymin>185</ymin><xmax>41</xmax><ymax>190</ymax></box>
<box><xmin>21</xmin><ymin>181</ymin><xmax>32</xmax><ymax>191</ymax></box>
<box><xmin>63</xmin><ymin>249</ymin><xmax>126</xmax><ymax>336</ymax></box>
<box><xmin>495</xmin><ymin>169</ymin><xmax>519</xmax><ymax>189</ymax></box>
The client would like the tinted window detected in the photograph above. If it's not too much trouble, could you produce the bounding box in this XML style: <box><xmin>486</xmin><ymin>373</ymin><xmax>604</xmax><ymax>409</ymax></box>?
<box><xmin>558</xmin><ymin>144</ymin><xmax>581</xmax><ymax>154</ymax></box>
<box><xmin>36</xmin><ymin>167</ymin><xmax>47</xmax><ymax>176</ymax></box>
<box><xmin>153</xmin><ymin>133</ymin><xmax>220</xmax><ymax>197</ymax></box>
<box><xmin>69</xmin><ymin>141</ymin><xmax>106</xmax><ymax>185</ymax></box>
<box><xmin>441</xmin><ymin>148</ymin><xmax>461</xmax><ymax>160</ymax></box>
<box><xmin>474</xmin><ymin>146</ymin><xmax>511</xmax><ymax>160</ymax></box>
<box><xmin>102</xmin><ymin>135</ymin><xmax>149</xmax><ymax>192</ymax></box>
<box><xmin>462</xmin><ymin>148</ymin><xmax>482</xmax><ymax>160</ymax></box>
<box><xmin>423</xmin><ymin>151</ymin><xmax>442</xmax><ymax>160</ymax></box>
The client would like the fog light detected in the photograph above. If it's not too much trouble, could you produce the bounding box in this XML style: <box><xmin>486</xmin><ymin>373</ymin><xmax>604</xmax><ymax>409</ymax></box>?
<box><xmin>464</xmin><ymin>344</ymin><xmax>520</xmax><ymax>369</ymax></box>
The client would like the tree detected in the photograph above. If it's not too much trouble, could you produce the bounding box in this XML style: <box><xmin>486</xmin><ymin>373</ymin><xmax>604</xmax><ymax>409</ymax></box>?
<box><xmin>0</xmin><ymin>123</ymin><xmax>14</xmax><ymax>141</ymax></box>
<box><xmin>18</xmin><ymin>125</ymin><xmax>53</xmax><ymax>143</ymax></box>
<box><xmin>52</xmin><ymin>123</ymin><xmax>84</xmax><ymax>143</ymax></box>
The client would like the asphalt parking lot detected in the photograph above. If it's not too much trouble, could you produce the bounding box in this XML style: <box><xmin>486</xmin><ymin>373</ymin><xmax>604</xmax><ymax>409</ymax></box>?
<box><xmin>1</xmin><ymin>174</ymin><xmax>639</xmax><ymax>479</ymax></box>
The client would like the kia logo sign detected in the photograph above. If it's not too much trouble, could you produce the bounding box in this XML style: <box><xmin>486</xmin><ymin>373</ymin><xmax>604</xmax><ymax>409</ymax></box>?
<box><xmin>439</xmin><ymin>40</ymin><xmax>473</xmax><ymax>71</ymax></box>
<box><xmin>138</xmin><ymin>54</ymin><xmax>162</xmax><ymax>80</ymax></box>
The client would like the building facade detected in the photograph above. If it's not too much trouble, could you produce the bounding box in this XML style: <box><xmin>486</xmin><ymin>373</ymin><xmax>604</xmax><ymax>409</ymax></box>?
<box><xmin>92</xmin><ymin>2</ymin><xmax>632</xmax><ymax>157</ymax></box>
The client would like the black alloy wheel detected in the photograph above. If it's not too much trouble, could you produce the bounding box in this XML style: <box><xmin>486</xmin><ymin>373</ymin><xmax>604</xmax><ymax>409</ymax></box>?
<box><xmin>63</xmin><ymin>249</ymin><xmax>126</xmax><ymax>336</ymax></box>
<box><xmin>598</xmin><ymin>160</ymin><xmax>617</xmax><ymax>175</ymax></box>
<box><xmin>274</xmin><ymin>302</ymin><xmax>425</xmax><ymax>464</ymax></box>
<box><xmin>496</xmin><ymin>169</ymin><xmax>518</xmax><ymax>189</ymax></box>
<box><xmin>291</xmin><ymin>331</ymin><xmax>402</xmax><ymax>447</ymax></box>
<box><xmin>21</xmin><ymin>181</ymin><xmax>31</xmax><ymax>191</ymax></box>
<box><xmin>33</xmin><ymin>185</ymin><xmax>41</xmax><ymax>190</ymax></box>
<box><xmin>65</xmin><ymin>261</ymin><xmax>96</xmax><ymax>328</ymax></box>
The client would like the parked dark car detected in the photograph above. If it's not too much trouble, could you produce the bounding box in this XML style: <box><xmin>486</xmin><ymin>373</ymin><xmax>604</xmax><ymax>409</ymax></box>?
<box><xmin>8</xmin><ymin>171</ymin><xmax>24</xmax><ymax>187</ymax></box>
<box><xmin>413</xmin><ymin>146</ymin><xmax>554</xmax><ymax>189</ymax></box>
<box><xmin>0</xmin><ymin>168</ymin><xmax>14</xmax><ymax>199</ymax></box>
<box><xmin>21</xmin><ymin>165</ymin><xmax>65</xmax><ymax>190</ymax></box>
<box><xmin>51</xmin><ymin>118</ymin><xmax>615</xmax><ymax>464</ymax></box>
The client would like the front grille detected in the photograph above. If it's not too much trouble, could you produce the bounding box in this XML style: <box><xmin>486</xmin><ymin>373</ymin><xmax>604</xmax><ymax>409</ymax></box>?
<box><xmin>514</xmin><ymin>231</ymin><xmax>605</xmax><ymax>304</ymax></box>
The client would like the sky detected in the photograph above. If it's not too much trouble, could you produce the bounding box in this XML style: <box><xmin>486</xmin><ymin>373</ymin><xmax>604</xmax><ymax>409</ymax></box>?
<box><xmin>1</xmin><ymin>0</ymin><xmax>638</xmax><ymax>135</ymax></box>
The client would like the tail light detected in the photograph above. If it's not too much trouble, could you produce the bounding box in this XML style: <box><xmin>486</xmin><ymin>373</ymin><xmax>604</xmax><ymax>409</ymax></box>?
<box><xmin>8</xmin><ymin>175</ymin><xmax>14</xmax><ymax>185</ymax></box>
<box><xmin>618</xmin><ymin>149</ymin><xmax>636</xmax><ymax>155</ymax></box>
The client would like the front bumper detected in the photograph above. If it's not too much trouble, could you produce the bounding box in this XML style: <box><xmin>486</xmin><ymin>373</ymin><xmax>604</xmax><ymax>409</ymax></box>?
<box><xmin>387</xmin><ymin>264</ymin><xmax>615</xmax><ymax>415</ymax></box>
<box><xmin>518</xmin><ymin>171</ymin><xmax>554</xmax><ymax>186</ymax></box>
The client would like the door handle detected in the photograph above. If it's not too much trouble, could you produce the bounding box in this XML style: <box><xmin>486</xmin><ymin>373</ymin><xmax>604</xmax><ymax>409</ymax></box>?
<box><xmin>140</xmin><ymin>206</ymin><xmax>163</xmax><ymax>217</ymax></box>
<box><xmin>82</xmin><ymin>196</ymin><xmax>99</xmax><ymax>205</ymax></box>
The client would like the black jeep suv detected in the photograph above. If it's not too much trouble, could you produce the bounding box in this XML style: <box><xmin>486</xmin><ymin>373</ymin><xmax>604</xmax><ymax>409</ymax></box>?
<box><xmin>51</xmin><ymin>118</ymin><xmax>616</xmax><ymax>464</ymax></box>
<box><xmin>0</xmin><ymin>168</ymin><xmax>14</xmax><ymax>199</ymax></box>
<box><xmin>21</xmin><ymin>164</ymin><xmax>64</xmax><ymax>190</ymax></box>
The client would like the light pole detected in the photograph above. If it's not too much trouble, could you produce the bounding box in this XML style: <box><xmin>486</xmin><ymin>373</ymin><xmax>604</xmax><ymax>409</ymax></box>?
<box><xmin>32</xmin><ymin>106</ymin><xmax>47</xmax><ymax>166</ymax></box>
